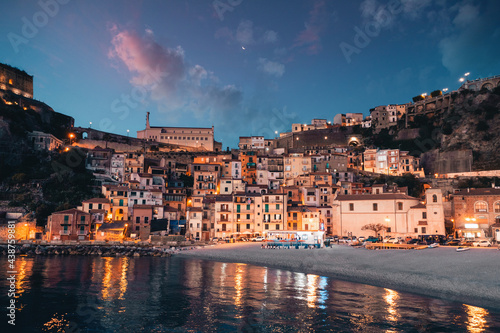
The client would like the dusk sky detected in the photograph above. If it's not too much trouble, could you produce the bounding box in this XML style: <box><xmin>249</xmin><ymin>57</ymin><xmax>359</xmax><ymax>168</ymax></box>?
<box><xmin>1</xmin><ymin>0</ymin><xmax>500</xmax><ymax>148</ymax></box>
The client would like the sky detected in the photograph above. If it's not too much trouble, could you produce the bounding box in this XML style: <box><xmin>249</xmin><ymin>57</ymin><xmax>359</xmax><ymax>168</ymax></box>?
<box><xmin>1</xmin><ymin>0</ymin><xmax>500</xmax><ymax>148</ymax></box>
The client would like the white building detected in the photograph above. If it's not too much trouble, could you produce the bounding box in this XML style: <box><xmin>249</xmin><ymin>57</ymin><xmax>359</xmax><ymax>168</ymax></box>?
<box><xmin>333</xmin><ymin>189</ymin><xmax>445</xmax><ymax>238</ymax></box>
<box><xmin>137</xmin><ymin>112</ymin><xmax>214</xmax><ymax>151</ymax></box>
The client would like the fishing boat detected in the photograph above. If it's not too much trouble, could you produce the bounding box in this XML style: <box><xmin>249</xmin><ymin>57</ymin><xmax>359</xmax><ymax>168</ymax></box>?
<box><xmin>456</xmin><ymin>246</ymin><xmax>470</xmax><ymax>252</ymax></box>
<box><xmin>428</xmin><ymin>243</ymin><xmax>439</xmax><ymax>248</ymax></box>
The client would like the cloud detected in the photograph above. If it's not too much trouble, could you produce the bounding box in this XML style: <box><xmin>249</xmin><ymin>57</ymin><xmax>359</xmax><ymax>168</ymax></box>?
<box><xmin>108</xmin><ymin>27</ymin><xmax>242</xmax><ymax>121</ymax></box>
<box><xmin>359</xmin><ymin>0</ymin><xmax>432</xmax><ymax>27</ymax></box>
<box><xmin>236</xmin><ymin>19</ymin><xmax>255</xmax><ymax>45</ymax></box>
<box><xmin>438</xmin><ymin>1</ymin><xmax>500</xmax><ymax>73</ymax></box>
<box><xmin>263</xmin><ymin>30</ymin><xmax>278</xmax><ymax>43</ymax></box>
<box><xmin>292</xmin><ymin>0</ymin><xmax>329</xmax><ymax>54</ymax></box>
<box><xmin>216</xmin><ymin>20</ymin><xmax>278</xmax><ymax>46</ymax></box>
<box><xmin>108</xmin><ymin>27</ymin><xmax>298</xmax><ymax>146</ymax></box>
<box><xmin>258</xmin><ymin>58</ymin><xmax>285</xmax><ymax>77</ymax></box>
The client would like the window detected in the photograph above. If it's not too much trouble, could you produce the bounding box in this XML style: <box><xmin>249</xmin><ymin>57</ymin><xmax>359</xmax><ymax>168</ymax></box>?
<box><xmin>495</xmin><ymin>202</ymin><xmax>500</xmax><ymax>213</ymax></box>
<box><xmin>136</xmin><ymin>217</ymin><xmax>140</xmax><ymax>224</ymax></box>
<box><xmin>349</xmin><ymin>203</ymin><xmax>354</xmax><ymax>211</ymax></box>
<box><xmin>246</xmin><ymin>214</ymin><xmax>250</xmax><ymax>220</ymax></box>
<box><xmin>421</xmin><ymin>227</ymin><xmax>426</xmax><ymax>234</ymax></box>
<box><xmin>80</xmin><ymin>216</ymin><xmax>86</xmax><ymax>223</ymax></box>
<box><xmin>246</xmin><ymin>224</ymin><xmax>250</xmax><ymax>229</ymax></box>
<box><xmin>64</xmin><ymin>215</ymin><xmax>69</xmax><ymax>223</ymax></box>
<box><xmin>373</xmin><ymin>203</ymin><xmax>378</xmax><ymax>211</ymax></box>
<box><xmin>422</xmin><ymin>212</ymin><xmax>427</xmax><ymax>219</ymax></box>
<box><xmin>397</xmin><ymin>202</ymin><xmax>403</xmax><ymax>210</ymax></box>
<box><xmin>276</xmin><ymin>224</ymin><xmax>280</xmax><ymax>230</ymax></box>
<box><xmin>222</xmin><ymin>224</ymin><xmax>226</xmax><ymax>231</ymax></box>
<box><xmin>89</xmin><ymin>203</ymin><xmax>93</xmax><ymax>209</ymax></box>
<box><xmin>276</xmin><ymin>204</ymin><xmax>280</xmax><ymax>210</ymax></box>
<box><xmin>432</xmin><ymin>194</ymin><xmax>437</xmax><ymax>203</ymax></box>
<box><xmin>265</xmin><ymin>224</ymin><xmax>269</xmax><ymax>230</ymax></box>
<box><xmin>475</xmin><ymin>201</ymin><xmax>488</xmax><ymax>212</ymax></box>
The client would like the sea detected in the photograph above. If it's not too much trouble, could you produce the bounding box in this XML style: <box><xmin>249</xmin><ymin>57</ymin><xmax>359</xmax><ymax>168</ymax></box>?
<box><xmin>0</xmin><ymin>255</ymin><xmax>499</xmax><ymax>332</ymax></box>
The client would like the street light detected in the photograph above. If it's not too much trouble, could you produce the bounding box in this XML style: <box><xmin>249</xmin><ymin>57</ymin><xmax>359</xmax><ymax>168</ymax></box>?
<box><xmin>89</xmin><ymin>121</ymin><xmax>92</xmax><ymax>128</ymax></box>
<box><xmin>24</xmin><ymin>223</ymin><xmax>29</xmax><ymax>240</ymax></box>
<box><xmin>127</xmin><ymin>129</ymin><xmax>130</xmax><ymax>137</ymax></box>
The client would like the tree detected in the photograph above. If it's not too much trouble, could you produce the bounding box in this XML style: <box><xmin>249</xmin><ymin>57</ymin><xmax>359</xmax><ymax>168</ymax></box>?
<box><xmin>361</xmin><ymin>223</ymin><xmax>387</xmax><ymax>237</ymax></box>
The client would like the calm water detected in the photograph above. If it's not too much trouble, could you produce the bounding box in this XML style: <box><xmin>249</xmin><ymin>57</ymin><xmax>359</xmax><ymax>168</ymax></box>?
<box><xmin>0</xmin><ymin>255</ymin><xmax>499</xmax><ymax>332</ymax></box>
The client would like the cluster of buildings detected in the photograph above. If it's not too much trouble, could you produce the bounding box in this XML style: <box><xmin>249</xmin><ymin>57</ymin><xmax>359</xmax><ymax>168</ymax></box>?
<box><xmin>39</xmin><ymin>115</ymin><xmax>498</xmax><ymax>244</ymax></box>
<box><xmin>2</xmin><ymin>61</ymin><xmax>499</xmax><ymax>244</ymax></box>
<box><xmin>42</xmin><ymin>114</ymin><xmax>448</xmax><ymax>243</ymax></box>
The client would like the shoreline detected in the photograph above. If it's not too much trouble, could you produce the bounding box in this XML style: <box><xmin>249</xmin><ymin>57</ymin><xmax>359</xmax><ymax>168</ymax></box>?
<box><xmin>178</xmin><ymin>242</ymin><xmax>500</xmax><ymax>311</ymax></box>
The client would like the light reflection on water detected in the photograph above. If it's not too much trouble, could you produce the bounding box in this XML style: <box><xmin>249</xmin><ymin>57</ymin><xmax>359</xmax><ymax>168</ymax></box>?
<box><xmin>0</xmin><ymin>255</ymin><xmax>498</xmax><ymax>332</ymax></box>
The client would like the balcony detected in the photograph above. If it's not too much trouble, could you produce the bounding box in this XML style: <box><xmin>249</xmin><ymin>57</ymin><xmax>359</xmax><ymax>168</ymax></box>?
<box><xmin>59</xmin><ymin>230</ymin><xmax>71</xmax><ymax>235</ymax></box>
<box><xmin>77</xmin><ymin>230</ymin><xmax>89</xmax><ymax>236</ymax></box>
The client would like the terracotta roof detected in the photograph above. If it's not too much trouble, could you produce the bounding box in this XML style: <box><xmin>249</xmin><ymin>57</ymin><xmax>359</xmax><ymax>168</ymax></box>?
<box><xmin>453</xmin><ymin>188</ymin><xmax>500</xmax><ymax>196</ymax></box>
<box><xmin>215</xmin><ymin>195</ymin><xmax>233</xmax><ymax>202</ymax></box>
<box><xmin>336</xmin><ymin>194</ymin><xmax>417</xmax><ymax>201</ymax></box>
<box><xmin>52</xmin><ymin>208</ymin><xmax>90</xmax><ymax>215</ymax></box>
<box><xmin>133</xmin><ymin>204</ymin><xmax>154</xmax><ymax>209</ymax></box>
<box><xmin>82</xmin><ymin>198</ymin><xmax>109</xmax><ymax>204</ymax></box>
<box><xmin>410</xmin><ymin>203</ymin><xmax>426</xmax><ymax>209</ymax></box>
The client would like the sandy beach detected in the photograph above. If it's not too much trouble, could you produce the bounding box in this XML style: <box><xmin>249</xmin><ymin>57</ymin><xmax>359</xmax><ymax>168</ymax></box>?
<box><xmin>178</xmin><ymin>243</ymin><xmax>500</xmax><ymax>310</ymax></box>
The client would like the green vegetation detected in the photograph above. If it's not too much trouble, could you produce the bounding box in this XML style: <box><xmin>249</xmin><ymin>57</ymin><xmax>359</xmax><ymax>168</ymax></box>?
<box><xmin>457</xmin><ymin>177</ymin><xmax>500</xmax><ymax>189</ymax></box>
<box><xmin>371</xmin><ymin>173</ymin><xmax>424</xmax><ymax>198</ymax></box>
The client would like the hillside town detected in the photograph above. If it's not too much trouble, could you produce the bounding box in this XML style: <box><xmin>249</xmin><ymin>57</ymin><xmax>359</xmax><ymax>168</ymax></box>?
<box><xmin>1</xmin><ymin>62</ymin><xmax>500</xmax><ymax>246</ymax></box>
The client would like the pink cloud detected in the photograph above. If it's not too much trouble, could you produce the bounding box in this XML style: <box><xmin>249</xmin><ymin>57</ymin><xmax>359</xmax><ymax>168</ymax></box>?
<box><xmin>292</xmin><ymin>0</ymin><xmax>328</xmax><ymax>54</ymax></box>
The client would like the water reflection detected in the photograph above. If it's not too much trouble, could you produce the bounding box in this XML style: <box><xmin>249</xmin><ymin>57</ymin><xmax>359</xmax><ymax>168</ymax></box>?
<box><xmin>384</xmin><ymin>288</ymin><xmax>400</xmax><ymax>322</ymax></box>
<box><xmin>306</xmin><ymin>274</ymin><xmax>319</xmax><ymax>308</ymax></box>
<box><xmin>465</xmin><ymin>304</ymin><xmax>489</xmax><ymax>332</ymax></box>
<box><xmin>0</xmin><ymin>256</ymin><xmax>499</xmax><ymax>332</ymax></box>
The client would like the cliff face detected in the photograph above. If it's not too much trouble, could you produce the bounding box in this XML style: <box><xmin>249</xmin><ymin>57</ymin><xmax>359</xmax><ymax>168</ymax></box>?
<box><xmin>0</xmin><ymin>92</ymin><xmax>74</xmax><ymax>142</ymax></box>
<box><xmin>437</xmin><ymin>88</ymin><xmax>500</xmax><ymax>170</ymax></box>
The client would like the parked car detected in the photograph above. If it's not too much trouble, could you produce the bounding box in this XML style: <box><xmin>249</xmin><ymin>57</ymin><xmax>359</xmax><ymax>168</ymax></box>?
<box><xmin>252</xmin><ymin>236</ymin><xmax>265</xmax><ymax>242</ymax></box>
<box><xmin>332</xmin><ymin>235</ymin><xmax>339</xmax><ymax>242</ymax></box>
<box><xmin>444</xmin><ymin>239</ymin><xmax>461</xmax><ymax>246</ymax></box>
<box><xmin>407</xmin><ymin>238</ymin><xmax>420</xmax><ymax>244</ymax></box>
<box><xmin>365</xmin><ymin>236</ymin><xmax>379</xmax><ymax>243</ymax></box>
<box><xmin>382</xmin><ymin>236</ymin><xmax>391</xmax><ymax>243</ymax></box>
<box><xmin>459</xmin><ymin>240</ymin><xmax>474</xmax><ymax>247</ymax></box>
<box><xmin>473</xmin><ymin>240</ymin><xmax>492</xmax><ymax>247</ymax></box>
<box><xmin>339</xmin><ymin>236</ymin><xmax>350</xmax><ymax>243</ymax></box>
<box><xmin>358</xmin><ymin>236</ymin><xmax>366</xmax><ymax>242</ymax></box>
<box><xmin>388</xmin><ymin>237</ymin><xmax>401</xmax><ymax>244</ymax></box>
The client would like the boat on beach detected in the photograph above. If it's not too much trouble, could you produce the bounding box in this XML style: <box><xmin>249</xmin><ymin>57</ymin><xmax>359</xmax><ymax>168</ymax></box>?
<box><xmin>428</xmin><ymin>243</ymin><xmax>439</xmax><ymax>248</ymax></box>
<box><xmin>456</xmin><ymin>246</ymin><xmax>470</xmax><ymax>252</ymax></box>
